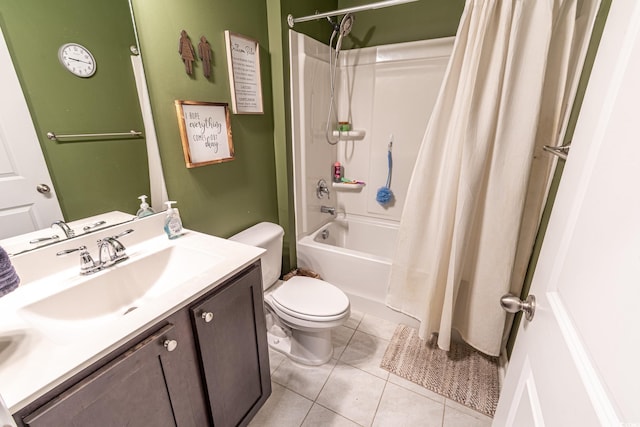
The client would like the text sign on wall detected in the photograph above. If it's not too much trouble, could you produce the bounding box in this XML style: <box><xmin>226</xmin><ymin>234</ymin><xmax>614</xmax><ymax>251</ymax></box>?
<box><xmin>175</xmin><ymin>100</ymin><xmax>234</xmax><ymax>168</ymax></box>
<box><xmin>224</xmin><ymin>31</ymin><xmax>263</xmax><ymax>114</ymax></box>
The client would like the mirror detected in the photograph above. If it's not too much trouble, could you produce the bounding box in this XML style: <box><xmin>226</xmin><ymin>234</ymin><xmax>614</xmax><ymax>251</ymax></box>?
<box><xmin>0</xmin><ymin>211</ymin><xmax>142</xmax><ymax>257</ymax></box>
<box><xmin>0</xmin><ymin>0</ymin><xmax>156</xmax><ymax>254</ymax></box>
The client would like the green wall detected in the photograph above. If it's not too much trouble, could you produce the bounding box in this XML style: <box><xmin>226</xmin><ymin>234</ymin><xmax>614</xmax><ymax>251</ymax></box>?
<box><xmin>338</xmin><ymin>0</ymin><xmax>465</xmax><ymax>47</ymax></box>
<box><xmin>0</xmin><ymin>0</ymin><xmax>150</xmax><ymax>221</ymax></box>
<box><xmin>130</xmin><ymin>0</ymin><xmax>278</xmax><ymax>238</ymax></box>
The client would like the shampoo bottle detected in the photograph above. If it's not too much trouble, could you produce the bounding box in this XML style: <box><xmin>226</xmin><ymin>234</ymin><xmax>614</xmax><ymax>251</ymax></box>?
<box><xmin>164</xmin><ymin>201</ymin><xmax>184</xmax><ymax>239</ymax></box>
<box><xmin>136</xmin><ymin>195</ymin><xmax>155</xmax><ymax>218</ymax></box>
<box><xmin>333</xmin><ymin>162</ymin><xmax>343</xmax><ymax>182</ymax></box>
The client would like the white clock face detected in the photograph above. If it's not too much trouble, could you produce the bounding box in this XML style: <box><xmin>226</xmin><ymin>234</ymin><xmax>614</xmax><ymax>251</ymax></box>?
<box><xmin>58</xmin><ymin>43</ymin><xmax>96</xmax><ymax>78</ymax></box>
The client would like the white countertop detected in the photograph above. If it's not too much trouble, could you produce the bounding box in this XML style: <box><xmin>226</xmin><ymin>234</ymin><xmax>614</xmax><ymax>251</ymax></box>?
<box><xmin>0</xmin><ymin>214</ymin><xmax>264</xmax><ymax>413</ymax></box>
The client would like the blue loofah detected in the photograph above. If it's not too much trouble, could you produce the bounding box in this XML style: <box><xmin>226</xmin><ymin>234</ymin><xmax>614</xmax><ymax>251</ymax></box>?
<box><xmin>376</xmin><ymin>140</ymin><xmax>394</xmax><ymax>206</ymax></box>
<box><xmin>376</xmin><ymin>186</ymin><xmax>393</xmax><ymax>205</ymax></box>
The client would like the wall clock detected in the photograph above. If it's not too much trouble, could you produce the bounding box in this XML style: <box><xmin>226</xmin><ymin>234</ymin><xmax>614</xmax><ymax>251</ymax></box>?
<box><xmin>58</xmin><ymin>43</ymin><xmax>96</xmax><ymax>78</ymax></box>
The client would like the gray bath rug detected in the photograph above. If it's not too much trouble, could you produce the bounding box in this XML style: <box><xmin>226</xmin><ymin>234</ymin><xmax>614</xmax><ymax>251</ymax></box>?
<box><xmin>380</xmin><ymin>324</ymin><xmax>500</xmax><ymax>417</ymax></box>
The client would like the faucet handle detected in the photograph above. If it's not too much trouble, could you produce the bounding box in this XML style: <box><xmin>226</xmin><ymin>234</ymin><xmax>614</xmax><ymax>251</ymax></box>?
<box><xmin>114</xmin><ymin>229</ymin><xmax>134</xmax><ymax>239</ymax></box>
<box><xmin>56</xmin><ymin>245</ymin><xmax>101</xmax><ymax>275</ymax></box>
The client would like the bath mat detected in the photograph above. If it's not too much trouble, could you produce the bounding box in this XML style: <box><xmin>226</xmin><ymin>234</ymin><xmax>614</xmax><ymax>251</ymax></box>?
<box><xmin>380</xmin><ymin>324</ymin><xmax>500</xmax><ymax>417</ymax></box>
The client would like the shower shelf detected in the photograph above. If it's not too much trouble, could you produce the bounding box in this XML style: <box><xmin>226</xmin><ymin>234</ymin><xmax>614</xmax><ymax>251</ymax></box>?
<box><xmin>332</xmin><ymin>182</ymin><xmax>365</xmax><ymax>191</ymax></box>
<box><xmin>332</xmin><ymin>130</ymin><xmax>366</xmax><ymax>140</ymax></box>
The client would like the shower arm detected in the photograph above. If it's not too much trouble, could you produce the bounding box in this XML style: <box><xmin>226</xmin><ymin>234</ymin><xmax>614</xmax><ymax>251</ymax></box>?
<box><xmin>287</xmin><ymin>0</ymin><xmax>418</xmax><ymax>28</ymax></box>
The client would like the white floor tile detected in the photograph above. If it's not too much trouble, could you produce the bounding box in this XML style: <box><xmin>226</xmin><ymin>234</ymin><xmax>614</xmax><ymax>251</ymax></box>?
<box><xmin>444</xmin><ymin>399</ymin><xmax>493</xmax><ymax>425</ymax></box>
<box><xmin>344</xmin><ymin>310</ymin><xmax>364</xmax><ymax>330</ymax></box>
<box><xmin>339</xmin><ymin>330</ymin><xmax>390</xmax><ymax>380</ymax></box>
<box><xmin>272</xmin><ymin>358</ymin><xmax>337</xmax><ymax>400</ymax></box>
<box><xmin>443</xmin><ymin>403</ymin><xmax>493</xmax><ymax>427</ymax></box>
<box><xmin>372</xmin><ymin>382</ymin><xmax>444</xmax><ymax>427</ymax></box>
<box><xmin>249</xmin><ymin>382</ymin><xmax>313</xmax><ymax>427</ymax></box>
<box><xmin>332</xmin><ymin>325</ymin><xmax>356</xmax><ymax>359</ymax></box>
<box><xmin>316</xmin><ymin>362</ymin><xmax>386</xmax><ymax>427</ymax></box>
<box><xmin>387</xmin><ymin>373</ymin><xmax>445</xmax><ymax>404</ymax></box>
<box><xmin>254</xmin><ymin>309</ymin><xmax>500</xmax><ymax>427</ymax></box>
<box><xmin>356</xmin><ymin>314</ymin><xmax>398</xmax><ymax>340</ymax></box>
<box><xmin>301</xmin><ymin>404</ymin><xmax>362</xmax><ymax>427</ymax></box>
<box><xmin>269</xmin><ymin>348</ymin><xmax>288</xmax><ymax>374</ymax></box>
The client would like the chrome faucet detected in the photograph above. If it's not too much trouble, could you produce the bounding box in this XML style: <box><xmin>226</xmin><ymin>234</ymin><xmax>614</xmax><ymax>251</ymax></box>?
<box><xmin>98</xmin><ymin>237</ymin><xmax>127</xmax><ymax>267</ymax></box>
<box><xmin>320</xmin><ymin>205</ymin><xmax>336</xmax><ymax>216</ymax></box>
<box><xmin>98</xmin><ymin>229</ymin><xmax>134</xmax><ymax>267</ymax></box>
<box><xmin>51</xmin><ymin>220</ymin><xmax>75</xmax><ymax>238</ymax></box>
<box><xmin>56</xmin><ymin>229</ymin><xmax>134</xmax><ymax>275</ymax></box>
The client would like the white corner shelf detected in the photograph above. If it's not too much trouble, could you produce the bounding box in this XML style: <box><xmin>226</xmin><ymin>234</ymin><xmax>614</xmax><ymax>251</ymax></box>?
<box><xmin>331</xmin><ymin>130</ymin><xmax>366</xmax><ymax>141</ymax></box>
<box><xmin>332</xmin><ymin>182</ymin><xmax>366</xmax><ymax>191</ymax></box>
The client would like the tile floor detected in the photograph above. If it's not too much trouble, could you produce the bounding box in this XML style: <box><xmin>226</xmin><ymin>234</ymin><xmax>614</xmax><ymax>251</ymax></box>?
<box><xmin>249</xmin><ymin>311</ymin><xmax>494</xmax><ymax>427</ymax></box>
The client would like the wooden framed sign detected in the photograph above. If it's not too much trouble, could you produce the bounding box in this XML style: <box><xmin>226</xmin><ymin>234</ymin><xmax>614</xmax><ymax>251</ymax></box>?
<box><xmin>174</xmin><ymin>100</ymin><xmax>234</xmax><ymax>168</ymax></box>
<box><xmin>224</xmin><ymin>31</ymin><xmax>263</xmax><ymax>114</ymax></box>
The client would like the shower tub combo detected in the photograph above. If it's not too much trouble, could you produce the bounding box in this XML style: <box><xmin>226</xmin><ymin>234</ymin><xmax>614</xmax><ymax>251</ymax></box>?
<box><xmin>297</xmin><ymin>216</ymin><xmax>418</xmax><ymax>327</ymax></box>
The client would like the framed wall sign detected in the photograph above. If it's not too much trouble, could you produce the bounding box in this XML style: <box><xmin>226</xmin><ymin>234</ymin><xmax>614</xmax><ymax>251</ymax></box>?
<box><xmin>224</xmin><ymin>31</ymin><xmax>263</xmax><ymax>114</ymax></box>
<box><xmin>174</xmin><ymin>100</ymin><xmax>234</xmax><ymax>168</ymax></box>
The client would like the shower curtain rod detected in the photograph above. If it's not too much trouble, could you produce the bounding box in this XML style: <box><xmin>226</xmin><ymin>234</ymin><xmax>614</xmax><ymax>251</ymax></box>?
<box><xmin>287</xmin><ymin>0</ymin><xmax>419</xmax><ymax>28</ymax></box>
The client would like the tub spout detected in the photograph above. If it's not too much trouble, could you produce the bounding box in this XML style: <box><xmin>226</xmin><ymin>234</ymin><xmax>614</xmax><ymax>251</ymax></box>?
<box><xmin>320</xmin><ymin>205</ymin><xmax>336</xmax><ymax>216</ymax></box>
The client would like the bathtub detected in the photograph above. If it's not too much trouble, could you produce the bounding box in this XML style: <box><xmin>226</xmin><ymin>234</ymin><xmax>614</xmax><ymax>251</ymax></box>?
<box><xmin>296</xmin><ymin>216</ymin><xmax>419</xmax><ymax>327</ymax></box>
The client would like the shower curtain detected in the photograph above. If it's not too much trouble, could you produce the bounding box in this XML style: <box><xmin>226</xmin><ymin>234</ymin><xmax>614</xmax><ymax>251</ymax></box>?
<box><xmin>386</xmin><ymin>0</ymin><xmax>599</xmax><ymax>356</ymax></box>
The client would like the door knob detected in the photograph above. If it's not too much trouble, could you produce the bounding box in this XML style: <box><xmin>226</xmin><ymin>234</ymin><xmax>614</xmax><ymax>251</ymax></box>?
<box><xmin>37</xmin><ymin>184</ymin><xmax>51</xmax><ymax>194</ymax></box>
<box><xmin>500</xmin><ymin>294</ymin><xmax>536</xmax><ymax>321</ymax></box>
<box><xmin>163</xmin><ymin>339</ymin><xmax>178</xmax><ymax>352</ymax></box>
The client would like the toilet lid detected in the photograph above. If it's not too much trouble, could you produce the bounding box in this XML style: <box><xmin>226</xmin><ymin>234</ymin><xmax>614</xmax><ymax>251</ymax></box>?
<box><xmin>271</xmin><ymin>276</ymin><xmax>349</xmax><ymax>318</ymax></box>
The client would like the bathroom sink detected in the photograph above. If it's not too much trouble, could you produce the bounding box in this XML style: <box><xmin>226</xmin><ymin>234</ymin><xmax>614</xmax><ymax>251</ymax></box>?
<box><xmin>19</xmin><ymin>245</ymin><xmax>220</xmax><ymax>341</ymax></box>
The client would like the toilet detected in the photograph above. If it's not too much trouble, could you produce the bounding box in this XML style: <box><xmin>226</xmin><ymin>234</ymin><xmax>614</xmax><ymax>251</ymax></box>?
<box><xmin>230</xmin><ymin>222</ymin><xmax>350</xmax><ymax>366</ymax></box>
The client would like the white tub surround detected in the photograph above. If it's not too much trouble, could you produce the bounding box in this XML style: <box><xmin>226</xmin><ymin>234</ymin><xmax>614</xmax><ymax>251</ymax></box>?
<box><xmin>0</xmin><ymin>214</ymin><xmax>263</xmax><ymax>412</ymax></box>
<box><xmin>290</xmin><ymin>31</ymin><xmax>453</xmax><ymax>237</ymax></box>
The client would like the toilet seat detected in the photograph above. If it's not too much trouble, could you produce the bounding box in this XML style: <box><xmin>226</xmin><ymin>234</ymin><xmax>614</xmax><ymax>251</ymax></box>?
<box><xmin>270</xmin><ymin>276</ymin><xmax>349</xmax><ymax>322</ymax></box>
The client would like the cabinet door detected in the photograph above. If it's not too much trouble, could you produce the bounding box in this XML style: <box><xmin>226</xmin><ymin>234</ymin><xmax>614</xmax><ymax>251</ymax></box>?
<box><xmin>191</xmin><ymin>263</ymin><xmax>271</xmax><ymax>427</ymax></box>
<box><xmin>23</xmin><ymin>324</ymin><xmax>180</xmax><ymax>427</ymax></box>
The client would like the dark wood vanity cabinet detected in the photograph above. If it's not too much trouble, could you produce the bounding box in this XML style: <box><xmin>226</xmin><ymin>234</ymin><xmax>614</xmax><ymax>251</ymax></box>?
<box><xmin>14</xmin><ymin>262</ymin><xmax>270</xmax><ymax>427</ymax></box>
<box><xmin>191</xmin><ymin>262</ymin><xmax>271</xmax><ymax>427</ymax></box>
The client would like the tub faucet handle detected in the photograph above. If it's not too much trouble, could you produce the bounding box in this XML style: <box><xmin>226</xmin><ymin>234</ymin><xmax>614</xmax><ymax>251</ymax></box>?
<box><xmin>316</xmin><ymin>179</ymin><xmax>330</xmax><ymax>199</ymax></box>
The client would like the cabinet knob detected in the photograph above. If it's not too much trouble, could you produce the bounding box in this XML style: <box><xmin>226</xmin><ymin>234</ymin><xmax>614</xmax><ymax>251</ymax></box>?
<box><xmin>163</xmin><ymin>339</ymin><xmax>178</xmax><ymax>352</ymax></box>
<box><xmin>201</xmin><ymin>312</ymin><xmax>214</xmax><ymax>323</ymax></box>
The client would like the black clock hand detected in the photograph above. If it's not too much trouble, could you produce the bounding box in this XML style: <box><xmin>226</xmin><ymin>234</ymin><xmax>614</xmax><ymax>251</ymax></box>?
<box><xmin>68</xmin><ymin>57</ymin><xmax>91</xmax><ymax>64</ymax></box>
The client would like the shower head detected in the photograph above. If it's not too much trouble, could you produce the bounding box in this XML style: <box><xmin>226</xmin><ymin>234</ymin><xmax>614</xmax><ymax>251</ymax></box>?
<box><xmin>335</xmin><ymin>13</ymin><xmax>355</xmax><ymax>53</ymax></box>
<box><xmin>339</xmin><ymin>13</ymin><xmax>355</xmax><ymax>37</ymax></box>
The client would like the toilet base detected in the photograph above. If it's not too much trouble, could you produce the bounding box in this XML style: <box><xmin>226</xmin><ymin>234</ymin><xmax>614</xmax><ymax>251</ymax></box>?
<box><xmin>267</xmin><ymin>325</ymin><xmax>334</xmax><ymax>366</ymax></box>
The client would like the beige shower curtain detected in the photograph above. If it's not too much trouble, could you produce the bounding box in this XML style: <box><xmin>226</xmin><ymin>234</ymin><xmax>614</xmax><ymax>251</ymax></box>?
<box><xmin>386</xmin><ymin>0</ymin><xmax>599</xmax><ymax>356</ymax></box>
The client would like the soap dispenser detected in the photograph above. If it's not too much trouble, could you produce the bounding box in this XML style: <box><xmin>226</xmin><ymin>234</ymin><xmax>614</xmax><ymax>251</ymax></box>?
<box><xmin>136</xmin><ymin>195</ymin><xmax>155</xmax><ymax>218</ymax></box>
<box><xmin>164</xmin><ymin>201</ymin><xmax>184</xmax><ymax>239</ymax></box>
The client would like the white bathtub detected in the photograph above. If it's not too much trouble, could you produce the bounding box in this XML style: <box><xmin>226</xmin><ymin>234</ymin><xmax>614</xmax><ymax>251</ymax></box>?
<box><xmin>296</xmin><ymin>216</ymin><xmax>418</xmax><ymax>327</ymax></box>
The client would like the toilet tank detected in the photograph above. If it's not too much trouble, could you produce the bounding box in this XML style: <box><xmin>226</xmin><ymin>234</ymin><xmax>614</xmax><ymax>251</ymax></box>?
<box><xmin>229</xmin><ymin>222</ymin><xmax>284</xmax><ymax>290</ymax></box>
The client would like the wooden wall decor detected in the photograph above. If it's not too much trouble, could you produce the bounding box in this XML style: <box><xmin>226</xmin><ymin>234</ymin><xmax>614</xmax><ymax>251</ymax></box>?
<box><xmin>175</xmin><ymin>100</ymin><xmax>234</xmax><ymax>168</ymax></box>
<box><xmin>178</xmin><ymin>30</ymin><xmax>196</xmax><ymax>76</ymax></box>
<box><xmin>198</xmin><ymin>36</ymin><xmax>212</xmax><ymax>79</ymax></box>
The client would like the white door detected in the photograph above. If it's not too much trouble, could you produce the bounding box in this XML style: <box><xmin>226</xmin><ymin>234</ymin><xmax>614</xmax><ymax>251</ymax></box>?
<box><xmin>0</xmin><ymin>26</ymin><xmax>63</xmax><ymax>239</ymax></box>
<box><xmin>494</xmin><ymin>1</ymin><xmax>640</xmax><ymax>425</ymax></box>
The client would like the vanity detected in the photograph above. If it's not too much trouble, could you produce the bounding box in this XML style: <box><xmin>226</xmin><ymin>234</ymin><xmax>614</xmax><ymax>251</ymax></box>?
<box><xmin>0</xmin><ymin>214</ymin><xmax>271</xmax><ymax>426</ymax></box>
